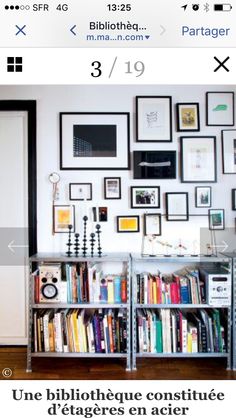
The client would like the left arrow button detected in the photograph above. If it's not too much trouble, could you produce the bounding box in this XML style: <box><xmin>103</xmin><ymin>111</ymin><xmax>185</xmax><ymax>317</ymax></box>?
<box><xmin>70</xmin><ymin>25</ymin><xmax>77</xmax><ymax>36</ymax></box>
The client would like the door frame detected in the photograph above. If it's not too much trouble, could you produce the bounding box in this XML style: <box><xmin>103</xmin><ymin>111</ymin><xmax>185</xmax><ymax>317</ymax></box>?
<box><xmin>0</xmin><ymin>101</ymin><xmax>37</xmax><ymax>256</ymax></box>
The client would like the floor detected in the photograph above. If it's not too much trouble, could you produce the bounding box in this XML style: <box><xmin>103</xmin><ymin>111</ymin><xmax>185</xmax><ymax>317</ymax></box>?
<box><xmin>0</xmin><ymin>347</ymin><xmax>236</xmax><ymax>380</ymax></box>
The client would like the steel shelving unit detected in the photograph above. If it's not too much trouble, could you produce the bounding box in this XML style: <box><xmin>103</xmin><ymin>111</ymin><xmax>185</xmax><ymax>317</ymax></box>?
<box><xmin>131</xmin><ymin>253</ymin><xmax>232</xmax><ymax>371</ymax></box>
<box><xmin>27</xmin><ymin>252</ymin><xmax>131</xmax><ymax>372</ymax></box>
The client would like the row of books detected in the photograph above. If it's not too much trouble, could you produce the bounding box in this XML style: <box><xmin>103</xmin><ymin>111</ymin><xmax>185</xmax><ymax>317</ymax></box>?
<box><xmin>137</xmin><ymin>308</ymin><xmax>226</xmax><ymax>354</ymax></box>
<box><xmin>136</xmin><ymin>269</ymin><xmax>205</xmax><ymax>305</ymax></box>
<box><xmin>33</xmin><ymin>308</ymin><xmax>127</xmax><ymax>353</ymax></box>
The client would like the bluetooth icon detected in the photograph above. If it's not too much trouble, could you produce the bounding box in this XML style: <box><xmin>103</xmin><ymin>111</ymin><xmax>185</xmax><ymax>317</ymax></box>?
<box><xmin>204</xmin><ymin>2</ymin><xmax>210</xmax><ymax>12</ymax></box>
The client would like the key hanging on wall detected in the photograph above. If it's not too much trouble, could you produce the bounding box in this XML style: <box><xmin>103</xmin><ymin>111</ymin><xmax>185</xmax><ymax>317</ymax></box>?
<box><xmin>49</xmin><ymin>172</ymin><xmax>61</xmax><ymax>236</ymax></box>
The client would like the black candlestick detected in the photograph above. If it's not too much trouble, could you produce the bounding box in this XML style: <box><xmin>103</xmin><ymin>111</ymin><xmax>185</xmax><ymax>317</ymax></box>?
<box><xmin>82</xmin><ymin>216</ymin><xmax>88</xmax><ymax>257</ymax></box>
<box><xmin>96</xmin><ymin>224</ymin><xmax>102</xmax><ymax>257</ymax></box>
<box><xmin>66</xmin><ymin>224</ymin><xmax>73</xmax><ymax>257</ymax></box>
<box><xmin>74</xmin><ymin>233</ymin><xmax>80</xmax><ymax>257</ymax></box>
<box><xmin>90</xmin><ymin>233</ymin><xmax>95</xmax><ymax>257</ymax></box>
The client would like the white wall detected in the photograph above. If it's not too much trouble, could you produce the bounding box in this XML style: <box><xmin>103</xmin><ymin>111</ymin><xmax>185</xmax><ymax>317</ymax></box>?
<box><xmin>0</xmin><ymin>85</ymin><xmax>235</xmax><ymax>255</ymax></box>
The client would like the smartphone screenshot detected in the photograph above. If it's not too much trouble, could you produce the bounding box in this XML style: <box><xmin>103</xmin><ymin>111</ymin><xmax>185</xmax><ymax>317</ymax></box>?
<box><xmin>0</xmin><ymin>0</ymin><xmax>235</xmax><ymax>416</ymax></box>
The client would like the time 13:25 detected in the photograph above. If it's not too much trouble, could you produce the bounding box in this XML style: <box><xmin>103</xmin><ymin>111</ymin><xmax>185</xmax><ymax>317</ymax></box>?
<box><xmin>107</xmin><ymin>4</ymin><xmax>132</xmax><ymax>12</ymax></box>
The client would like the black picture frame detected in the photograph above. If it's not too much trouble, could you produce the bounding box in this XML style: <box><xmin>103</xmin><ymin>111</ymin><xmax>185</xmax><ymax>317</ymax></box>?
<box><xmin>104</xmin><ymin>177</ymin><xmax>121</xmax><ymax>200</ymax></box>
<box><xmin>117</xmin><ymin>216</ymin><xmax>140</xmax><ymax>233</ymax></box>
<box><xmin>136</xmin><ymin>96</ymin><xmax>172</xmax><ymax>142</ymax></box>
<box><xmin>222</xmin><ymin>130</ymin><xmax>236</xmax><ymax>174</ymax></box>
<box><xmin>144</xmin><ymin>213</ymin><xmax>162</xmax><ymax>236</ymax></box>
<box><xmin>180</xmin><ymin>136</ymin><xmax>217</xmax><ymax>183</ymax></box>
<box><xmin>176</xmin><ymin>103</ymin><xmax>200</xmax><ymax>132</ymax></box>
<box><xmin>166</xmin><ymin>192</ymin><xmax>189</xmax><ymax>221</ymax></box>
<box><xmin>206</xmin><ymin>92</ymin><xmax>235</xmax><ymax>126</ymax></box>
<box><xmin>60</xmin><ymin>112</ymin><xmax>130</xmax><ymax>170</ymax></box>
<box><xmin>53</xmin><ymin>205</ymin><xmax>75</xmax><ymax>233</ymax></box>
<box><xmin>69</xmin><ymin>183</ymin><xmax>92</xmax><ymax>201</ymax></box>
<box><xmin>232</xmin><ymin>189</ymin><xmax>236</xmax><ymax>210</ymax></box>
<box><xmin>208</xmin><ymin>209</ymin><xmax>225</xmax><ymax>230</ymax></box>
<box><xmin>133</xmin><ymin>150</ymin><xmax>176</xmax><ymax>179</ymax></box>
<box><xmin>131</xmin><ymin>186</ymin><xmax>160</xmax><ymax>209</ymax></box>
<box><xmin>195</xmin><ymin>186</ymin><xmax>212</xmax><ymax>208</ymax></box>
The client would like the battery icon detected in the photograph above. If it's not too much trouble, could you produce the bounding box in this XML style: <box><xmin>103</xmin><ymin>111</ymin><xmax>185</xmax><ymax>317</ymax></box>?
<box><xmin>214</xmin><ymin>4</ymin><xmax>232</xmax><ymax>11</ymax></box>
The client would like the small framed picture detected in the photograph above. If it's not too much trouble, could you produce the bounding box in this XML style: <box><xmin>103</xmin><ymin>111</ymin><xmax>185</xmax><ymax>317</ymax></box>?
<box><xmin>99</xmin><ymin>207</ymin><xmax>108</xmax><ymax>222</ymax></box>
<box><xmin>53</xmin><ymin>205</ymin><xmax>75</xmax><ymax>233</ymax></box>
<box><xmin>176</xmin><ymin>103</ymin><xmax>200</xmax><ymax>132</ymax></box>
<box><xmin>131</xmin><ymin>186</ymin><xmax>160</xmax><ymax>209</ymax></box>
<box><xmin>166</xmin><ymin>192</ymin><xmax>189</xmax><ymax>221</ymax></box>
<box><xmin>206</xmin><ymin>92</ymin><xmax>235</xmax><ymax>126</ymax></box>
<box><xmin>222</xmin><ymin>130</ymin><xmax>236</xmax><ymax>174</ymax></box>
<box><xmin>232</xmin><ymin>189</ymin><xmax>236</xmax><ymax>210</ymax></box>
<box><xmin>117</xmin><ymin>216</ymin><xmax>140</xmax><ymax>233</ymax></box>
<box><xmin>144</xmin><ymin>214</ymin><xmax>162</xmax><ymax>236</ymax></box>
<box><xmin>69</xmin><ymin>183</ymin><xmax>92</xmax><ymax>200</ymax></box>
<box><xmin>208</xmin><ymin>209</ymin><xmax>225</xmax><ymax>230</ymax></box>
<box><xmin>195</xmin><ymin>186</ymin><xmax>212</xmax><ymax>208</ymax></box>
<box><xmin>133</xmin><ymin>150</ymin><xmax>176</xmax><ymax>180</ymax></box>
<box><xmin>104</xmin><ymin>177</ymin><xmax>121</xmax><ymax>199</ymax></box>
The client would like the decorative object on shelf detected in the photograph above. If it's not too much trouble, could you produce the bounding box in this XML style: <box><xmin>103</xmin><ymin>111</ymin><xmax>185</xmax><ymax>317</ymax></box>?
<box><xmin>166</xmin><ymin>192</ymin><xmax>189</xmax><ymax>221</ymax></box>
<box><xmin>66</xmin><ymin>224</ymin><xmax>73</xmax><ymax>257</ymax></box>
<box><xmin>176</xmin><ymin>103</ymin><xmax>200</xmax><ymax>132</ymax></box>
<box><xmin>95</xmin><ymin>224</ymin><xmax>102</xmax><ymax>257</ymax></box>
<box><xmin>206</xmin><ymin>243</ymin><xmax>214</xmax><ymax>257</ymax></box>
<box><xmin>232</xmin><ymin>189</ymin><xmax>236</xmax><ymax>210</ymax></box>
<box><xmin>180</xmin><ymin>136</ymin><xmax>217</xmax><ymax>183</ymax></box>
<box><xmin>104</xmin><ymin>177</ymin><xmax>121</xmax><ymax>199</ymax></box>
<box><xmin>74</xmin><ymin>233</ymin><xmax>80</xmax><ymax>257</ymax></box>
<box><xmin>90</xmin><ymin>232</ymin><xmax>96</xmax><ymax>257</ymax></box>
<box><xmin>222</xmin><ymin>130</ymin><xmax>236</xmax><ymax>174</ymax></box>
<box><xmin>174</xmin><ymin>239</ymin><xmax>187</xmax><ymax>257</ymax></box>
<box><xmin>206</xmin><ymin>91</ymin><xmax>235</xmax><ymax>126</ymax></box>
<box><xmin>136</xmin><ymin>96</ymin><xmax>172</xmax><ymax>142</ymax></box>
<box><xmin>69</xmin><ymin>183</ymin><xmax>92</xmax><ymax>200</ymax></box>
<box><xmin>133</xmin><ymin>150</ymin><xmax>176</xmax><ymax>179</ymax></box>
<box><xmin>53</xmin><ymin>205</ymin><xmax>75</xmax><ymax>233</ymax></box>
<box><xmin>99</xmin><ymin>207</ymin><xmax>108</xmax><ymax>222</ymax></box>
<box><xmin>144</xmin><ymin>213</ymin><xmax>162</xmax><ymax>236</ymax></box>
<box><xmin>163</xmin><ymin>241</ymin><xmax>173</xmax><ymax>257</ymax></box>
<box><xmin>208</xmin><ymin>209</ymin><xmax>225</xmax><ymax>230</ymax></box>
<box><xmin>117</xmin><ymin>216</ymin><xmax>140</xmax><ymax>233</ymax></box>
<box><xmin>131</xmin><ymin>186</ymin><xmax>160</xmax><ymax>209</ymax></box>
<box><xmin>195</xmin><ymin>186</ymin><xmax>212</xmax><ymax>208</ymax></box>
<box><xmin>60</xmin><ymin>112</ymin><xmax>130</xmax><ymax>170</ymax></box>
<box><xmin>191</xmin><ymin>240</ymin><xmax>199</xmax><ymax>257</ymax></box>
<box><xmin>82</xmin><ymin>216</ymin><xmax>88</xmax><ymax>257</ymax></box>
<box><xmin>146</xmin><ymin>235</ymin><xmax>159</xmax><ymax>257</ymax></box>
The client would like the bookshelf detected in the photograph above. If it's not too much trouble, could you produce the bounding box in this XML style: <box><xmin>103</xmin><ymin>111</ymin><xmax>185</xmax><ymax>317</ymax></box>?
<box><xmin>131</xmin><ymin>254</ymin><xmax>232</xmax><ymax>371</ymax></box>
<box><xmin>27</xmin><ymin>252</ymin><xmax>131</xmax><ymax>372</ymax></box>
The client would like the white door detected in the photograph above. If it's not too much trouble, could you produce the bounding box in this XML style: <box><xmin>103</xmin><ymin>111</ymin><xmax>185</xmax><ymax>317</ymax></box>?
<box><xmin>0</xmin><ymin>112</ymin><xmax>28</xmax><ymax>345</ymax></box>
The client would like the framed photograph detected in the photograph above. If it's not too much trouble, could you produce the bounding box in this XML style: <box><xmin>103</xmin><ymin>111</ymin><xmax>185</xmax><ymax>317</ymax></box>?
<box><xmin>136</xmin><ymin>96</ymin><xmax>172</xmax><ymax>142</ymax></box>
<box><xmin>131</xmin><ymin>186</ymin><xmax>160</xmax><ymax>209</ymax></box>
<box><xmin>69</xmin><ymin>183</ymin><xmax>92</xmax><ymax>201</ymax></box>
<box><xmin>208</xmin><ymin>209</ymin><xmax>225</xmax><ymax>230</ymax></box>
<box><xmin>195</xmin><ymin>186</ymin><xmax>212</xmax><ymax>208</ymax></box>
<box><xmin>99</xmin><ymin>207</ymin><xmax>108</xmax><ymax>222</ymax></box>
<box><xmin>176</xmin><ymin>103</ymin><xmax>200</xmax><ymax>132</ymax></box>
<box><xmin>180</xmin><ymin>136</ymin><xmax>217</xmax><ymax>183</ymax></box>
<box><xmin>104</xmin><ymin>177</ymin><xmax>121</xmax><ymax>199</ymax></box>
<box><xmin>166</xmin><ymin>192</ymin><xmax>189</xmax><ymax>221</ymax></box>
<box><xmin>53</xmin><ymin>205</ymin><xmax>75</xmax><ymax>233</ymax></box>
<box><xmin>133</xmin><ymin>150</ymin><xmax>176</xmax><ymax>179</ymax></box>
<box><xmin>232</xmin><ymin>189</ymin><xmax>236</xmax><ymax>210</ymax></box>
<box><xmin>222</xmin><ymin>130</ymin><xmax>236</xmax><ymax>174</ymax></box>
<box><xmin>117</xmin><ymin>216</ymin><xmax>140</xmax><ymax>233</ymax></box>
<box><xmin>144</xmin><ymin>213</ymin><xmax>162</xmax><ymax>236</ymax></box>
<box><xmin>60</xmin><ymin>112</ymin><xmax>130</xmax><ymax>170</ymax></box>
<box><xmin>206</xmin><ymin>92</ymin><xmax>234</xmax><ymax>126</ymax></box>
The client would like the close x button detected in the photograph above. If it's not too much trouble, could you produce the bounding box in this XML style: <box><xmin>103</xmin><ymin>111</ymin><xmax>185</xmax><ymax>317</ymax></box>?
<box><xmin>214</xmin><ymin>56</ymin><xmax>230</xmax><ymax>72</ymax></box>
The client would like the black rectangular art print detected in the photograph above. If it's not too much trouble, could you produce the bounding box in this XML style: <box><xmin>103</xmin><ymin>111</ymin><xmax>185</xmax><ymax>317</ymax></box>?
<box><xmin>133</xmin><ymin>151</ymin><xmax>176</xmax><ymax>179</ymax></box>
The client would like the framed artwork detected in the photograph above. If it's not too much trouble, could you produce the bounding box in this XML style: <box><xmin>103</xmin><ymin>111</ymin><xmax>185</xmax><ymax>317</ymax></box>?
<box><xmin>176</xmin><ymin>103</ymin><xmax>200</xmax><ymax>132</ymax></box>
<box><xmin>208</xmin><ymin>209</ymin><xmax>225</xmax><ymax>230</ymax></box>
<box><xmin>166</xmin><ymin>192</ymin><xmax>189</xmax><ymax>221</ymax></box>
<box><xmin>195</xmin><ymin>186</ymin><xmax>212</xmax><ymax>208</ymax></box>
<box><xmin>136</xmin><ymin>96</ymin><xmax>172</xmax><ymax>142</ymax></box>
<box><xmin>53</xmin><ymin>205</ymin><xmax>75</xmax><ymax>233</ymax></box>
<box><xmin>222</xmin><ymin>130</ymin><xmax>236</xmax><ymax>174</ymax></box>
<box><xmin>133</xmin><ymin>150</ymin><xmax>176</xmax><ymax>179</ymax></box>
<box><xmin>117</xmin><ymin>216</ymin><xmax>140</xmax><ymax>233</ymax></box>
<box><xmin>206</xmin><ymin>92</ymin><xmax>234</xmax><ymax>126</ymax></box>
<box><xmin>144</xmin><ymin>213</ymin><xmax>162</xmax><ymax>236</ymax></box>
<box><xmin>104</xmin><ymin>177</ymin><xmax>121</xmax><ymax>199</ymax></box>
<box><xmin>180</xmin><ymin>136</ymin><xmax>217</xmax><ymax>183</ymax></box>
<box><xmin>131</xmin><ymin>186</ymin><xmax>160</xmax><ymax>209</ymax></box>
<box><xmin>232</xmin><ymin>189</ymin><xmax>236</xmax><ymax>210</ymax></box>
<box><xmin>69</xmin><ymin>183</ymin><xmax>92</xmax><ymax>200</ymax></box>
<box><xmin>60</xmin><ymin>112</ymin><xmax>130</xmax><ymax>170</ymax></box>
